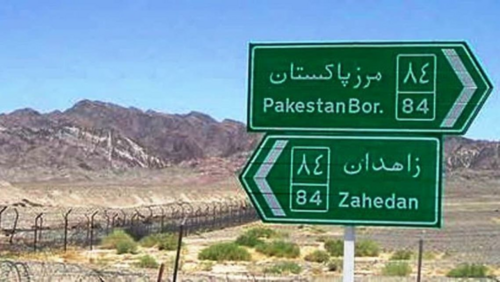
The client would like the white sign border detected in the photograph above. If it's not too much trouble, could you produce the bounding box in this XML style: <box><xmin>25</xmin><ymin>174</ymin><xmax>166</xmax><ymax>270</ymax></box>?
<box><xmin>248</xmin><ymin>42</ymin><xmax>491</xmax><ymax>134</ymax></box>
<box><xmin>241</xmin><ymin>135</ymin><xmax>442</xmax><ymax>227</ymax></box>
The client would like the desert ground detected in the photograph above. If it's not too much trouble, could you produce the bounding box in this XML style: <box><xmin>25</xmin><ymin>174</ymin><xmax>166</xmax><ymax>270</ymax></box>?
<box><xmin>0</xmin><ymin>168</ymin><xmax>499</xmax><ymax>281</ymax></box>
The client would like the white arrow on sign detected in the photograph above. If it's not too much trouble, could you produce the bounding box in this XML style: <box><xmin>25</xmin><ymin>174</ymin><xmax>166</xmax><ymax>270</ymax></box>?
<box><xmin>441</xmin><ymin>48</ymin><xmax>478</xmax><ymax>128</ymax></box>
<box><xmin>253</xmin><ymin>139</ymin><xmax>288</xmax><ymax>217</ymax></box>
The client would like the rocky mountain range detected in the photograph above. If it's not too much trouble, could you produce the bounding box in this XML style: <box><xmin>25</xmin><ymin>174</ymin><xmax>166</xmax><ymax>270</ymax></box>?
<box><xmin>445</xmin><ymin>136</ymin><xmax>500</xmax><ymax>171</ymax></box>
<box><xmin>0</xmin><ymin>99</ymin><xmax>497</xmax><ymax>182</ymax></box>
<box><xmin>0</xmin><ymin>100</ymin><xmax>259</xmax><ymax>181</ymax></box>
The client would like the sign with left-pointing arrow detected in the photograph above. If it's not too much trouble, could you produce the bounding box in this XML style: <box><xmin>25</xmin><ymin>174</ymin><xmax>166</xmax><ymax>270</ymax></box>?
<box><xmin>239</xmin><ymin>134</ymin><xmax>443</xmax><ymax>227</ymax></box>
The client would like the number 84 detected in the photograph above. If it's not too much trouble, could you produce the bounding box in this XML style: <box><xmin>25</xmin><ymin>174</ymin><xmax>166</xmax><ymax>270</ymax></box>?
<box><xmin>296</xmin><ymin>189</ymin><xmax>322</xmax><ymax>206</ymax></box>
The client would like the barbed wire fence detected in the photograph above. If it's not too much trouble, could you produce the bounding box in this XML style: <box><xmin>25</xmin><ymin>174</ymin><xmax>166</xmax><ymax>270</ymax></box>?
<box><xmin>1</xmin><ymin>199</ymin><xmax>499</xmax><ymax>281</ymax></box>
<box><xmin>0</xmin><ymin>260</ymin><xmax>152</xmax><ymax>282</ymax></box>
<box><xmin>0</xmin><ymin>199</ymin><xmax>259</xmax><ymax>254</ymax></box>
<box><xmin>1</xmin><ymin>260</ymin><xmax>498</xmax><ymax>282</ymax></box>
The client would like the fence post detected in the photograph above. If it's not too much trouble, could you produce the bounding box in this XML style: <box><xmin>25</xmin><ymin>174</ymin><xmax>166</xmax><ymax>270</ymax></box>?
<box><xmin>157</xmin><ymin>263</ymin><xmax>165</xmax><ymax>282</ymax></box>
<box><xmin>145</xmin><ymin>206</ymin><xmax>154</xmax><ymax>236</ymax></box>
<box><xmin>224</xmin><ymin>202</ymin><xmax>231</xmax><ymax>227</ymax></box>
<box><xmin>180</xmin><ymin>202</ymin><xmax>193</xmax><ymax>236</ymax></box>
<box><xmin>194</xmin><ymin>208</ymin><xmax>202</xmax><ymax>232</ymax></box>
<box><xmin>160</xmin><ymin>207</ymin><xmax>165</xmax><ymax>233</ymax></box>
<box><xmin>112</xmin><ymin>213</ymin><xmax>118</xmax><ymax>230</ymax></box>
<box><xmin>85</xmin><ymin>213</ymin><xmax>91</xmax><ymax>248</ymax></box>
<box><xmin>121</xmin><ymin>209</ymin><xmax>127</xmax><ymax>227</ymax></box>
<box><xmin>204</xmin><ymin>204</ymin><xmax>210</xmax><ymax>230</ymax></box>
<box><xmin>38</xmin><ymin>215</ymin><xmax>43</xmax><ymax>241</ymax></box>
<box><xmin>212</xmin><ymin>204</ymin><xmax>218</xmax><ymax>230</ymax></box>
<box><xmin>131</xmin><ymin>211</ymin><xmax>139</xmax><ymax>230</ymax></box>
<box><xmin>104</xmin><ymin>209</ymin><xmax>110</xmax><ymax>235</ymax></box>
<box><xmin>0</xmin><ymin>206</ymin><xmax>7</xmax><ymax>229</ymax></box>
<box><xmin>90</xmin><ymin>211</ymin><xmax>98</xmax><ymax>251</ymax></box>
<box><xmin>173</xmin><ymin>217</ymin><xmax>186</xmax><ymax>282</ymax></box>
<box><xmin>33</xmin><ymin>216</ymin><xmax>38</xmax><ymax>252</ymax></box>
<box><xmin>166</xmin><ymin>204</ymin><xmax>176</xmax><ymax>232</ymax></box>
<box><xmin>63</xmin><ymin>209</ymin><xmax>72</xmax><ymax>252</ymax></box>
<box><xmin>240</xmin><ymin>199</ymin><xmax>247</xmax><ymax>224</ymax></box>
<box><xmin>9</xmin><ymin>208</ymin><xmax>18</xmax><ymax>245</ymax></box>
<box><xmin>417</xmin><ymin>238</ymin><xmax>424</xmax><ymax>282</ymax></box>
<box><xmin>34</xmin><ymin>213</ymin><xmax>43</xmax><ymax>252</ymax></box>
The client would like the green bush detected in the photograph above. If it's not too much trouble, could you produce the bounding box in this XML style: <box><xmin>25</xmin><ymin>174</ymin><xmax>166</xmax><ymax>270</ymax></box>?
<box><xmin>135</xmin><ymin>255</ymin><xmax>159</xmax><ymax>269</ymax></box>
<box><xmin>382</xmin><ymin>262</ymin><xmax>412</xmax><ymax>276</ymax></box>
<box><xmin>101</xmin><ymin>230</ymin><xmax>138</xmax><ymax>254</ymax></box>
<box><xmin>324</xmin><ymin>239</ymin><xmax>343</xmax><ymax>257</ymax></box>
<box><xmin>140</xmin><ymin>233</ymin><xmax>179</xmax><ymax>251</ymax></box>
<box><xmin>116</xmin><ymin>240</ymin><xmax>138</xmax><ymax>254</ymax></box>
<box><xmin>139</xmin><ymin>233</ymin><xmax>160</xmax><ymax>248</ymax></box>
<box><xmin>101</xmin><ymin>230</ymin><xmax>133</xmax><ymax>248</ymax></box>
<box><xmin>255</xmin><ymin>240</ymin><xmax>300</xmax><ymax>258</ymax></box>
<box><xmin>446</xmin><ymin>264</ymin><xmax>489</xmax><ymax>278</ymax></box>
<box><xmin>327</xmin><ymin>259</ymin><xmax>342</xmax><ymax>272</ymax></box>
<box><xmin>324</xmin><ymin>239</ymin><xmax>380</xmax><ymax>257</ymax></box>
<box><xmin>390</xmin><ymin>249</ymin><xmax>414</xmax><ymax>260</ymax></box>
<box><xmin>236</xmin><ymin>227</ymin><xmax>279</xmax><ymax>248</ymax></box>
<box><xmin>264</xmin><ymin>261</ymin><xmax>302</xmax><ymax>275</ymax></box>
<box><xmin>158</xmin><ymin>234</ymin><xmax>180</xmax><ymax>251</ymax></box>
<box><xmin>246</xmin><ymin>227</ymin><xmax>277</xmax><ymax>239</ymax></box>
<box><xmin>235</xmin><ymin>233</ymin><xmax>264</xmax><ymax>247</ymax></box>
<box><xmin>355</xmin><ymin>240</ymin><xmax>380</xmax><ymax>257</ymax></box>
<box><xmin>304</xmin><ymin>250</ymin><xmax>330</xmax><ymax>263</ymax></box>
<box><xmin>198</xmin><ymin>242</ymin><xmax>251</xmax><ymax>261</ymax></box>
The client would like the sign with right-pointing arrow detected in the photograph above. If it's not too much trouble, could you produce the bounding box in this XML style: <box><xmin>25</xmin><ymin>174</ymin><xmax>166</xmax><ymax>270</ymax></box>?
<box><xmin>248</xmin><ymin>42</ymin><xmax>493</xmax><ymax>134</ymax></box>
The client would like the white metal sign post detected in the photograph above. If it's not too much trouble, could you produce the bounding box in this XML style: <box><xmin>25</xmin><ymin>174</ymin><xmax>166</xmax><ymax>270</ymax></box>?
<box><xmin>343</xmin><ymin>226</ymin><xmax>355</xmax><ymax>282</ymax></box>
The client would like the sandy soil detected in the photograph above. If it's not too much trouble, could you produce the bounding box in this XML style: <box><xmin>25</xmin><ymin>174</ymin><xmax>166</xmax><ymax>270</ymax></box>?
<box><xmin>1</xmin><ymin>169</ymin><xmax>499</xmax><ymax>279</ymax></box>
<box><xmin>1</xmin><ymin>167</ymin><xmax>245</xmax><ymax>208</ymax></box>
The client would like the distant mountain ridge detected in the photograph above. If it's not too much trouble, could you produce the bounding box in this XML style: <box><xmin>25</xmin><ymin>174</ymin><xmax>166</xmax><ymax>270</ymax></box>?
<box><xmin>445</xmin><ymin>136</ymin><xmax>500</xmax><ymax>171</ymax></box>
<box><xmin>0</xmin><ymin>100</ymin><xmax>259</xmax><ymax>181</ymax></box>
<box><xmin>0</xmin><ymin>100</ymin><xmax>496</xmax><ymax>182</ymax></box>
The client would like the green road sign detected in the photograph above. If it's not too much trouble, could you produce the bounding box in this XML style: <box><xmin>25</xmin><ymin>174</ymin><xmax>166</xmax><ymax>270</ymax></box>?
<box><xmin>248</xmin><ymin>42</ymin><xmax>492</xmax><ymax>134</ymax></box>
<box><xmin>239</xmin><ymin>135</ymin><xmax>442</xmax><ymax>227</ymax></box>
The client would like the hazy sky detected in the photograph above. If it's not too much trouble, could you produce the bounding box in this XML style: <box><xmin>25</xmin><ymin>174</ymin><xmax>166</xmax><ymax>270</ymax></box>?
<box><xmin>0</xmin><ymin>1</ymin><xmax>498</xmax><ymax>139</ymax></box>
